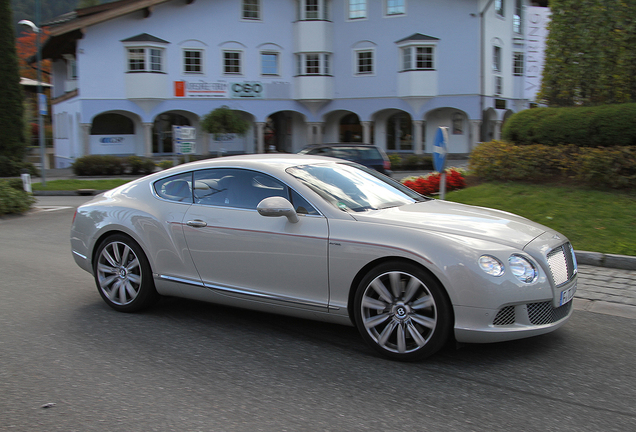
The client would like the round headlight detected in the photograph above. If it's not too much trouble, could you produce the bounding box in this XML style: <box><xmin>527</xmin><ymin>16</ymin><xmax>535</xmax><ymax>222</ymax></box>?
<box><xmin>479</xmin><ymin>255</ymin><xmax>504</xmax><ymax>277</ymax></box>
<box><xmin>508</xmin><ymin>255</ymin><xmax>538</xmax><ymax>283</ymax></box>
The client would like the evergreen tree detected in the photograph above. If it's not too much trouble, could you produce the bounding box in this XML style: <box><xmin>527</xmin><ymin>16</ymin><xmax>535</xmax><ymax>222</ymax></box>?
<box><xmin>539</xmin><ymin>0</ymin><xmax>636</xmax><ymax>106</ymax></box>
<box><xmin>0</xmin><ymin>0</ymin><xmax>26</xmax><ymax>165</ymax></box>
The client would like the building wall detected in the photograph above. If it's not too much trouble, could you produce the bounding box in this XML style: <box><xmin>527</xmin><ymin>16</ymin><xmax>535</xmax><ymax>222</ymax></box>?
<box><xmin>51</xmin><ymin>0</ymin><xmax>532</xmax><ymax>168</ymax></box>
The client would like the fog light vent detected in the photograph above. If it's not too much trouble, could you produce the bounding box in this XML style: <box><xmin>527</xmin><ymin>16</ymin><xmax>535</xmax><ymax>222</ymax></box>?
<box><xmin>493</xmin><ymin>306</ymin><xmax>516</xmax><ymax>326</ymax></box>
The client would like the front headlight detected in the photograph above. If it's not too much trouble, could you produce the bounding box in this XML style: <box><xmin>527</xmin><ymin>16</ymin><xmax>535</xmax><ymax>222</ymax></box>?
<box><xmin>479</xmin><ymin>255</ymin><xmax>504</xmax><ymax>277</ymax></box>
<box><xmin>509</xmin><ymin>255</ymin><xmax>538</xmax><ymax>283</ymax></box>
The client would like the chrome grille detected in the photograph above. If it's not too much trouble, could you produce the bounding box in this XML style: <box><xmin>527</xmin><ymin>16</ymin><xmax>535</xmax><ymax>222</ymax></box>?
<box><xmin>527</xmin><ymin>301</ymin><xmax>572</xmax><ymax>325</ymax></box>
<box><xmin>493</xmin><ymin>306</ymin><xmax>516</xmax><ymax>326</ymax></box>
<box><xmin>547</xmin><ymin>243</ymin><xmax>577</xmax><ymax>286</ymax></box>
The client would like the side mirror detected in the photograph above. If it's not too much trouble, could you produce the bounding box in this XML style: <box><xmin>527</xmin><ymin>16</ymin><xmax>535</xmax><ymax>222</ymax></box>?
<box><xmin>257</xmin><ymin>196</ymin><xmax>299</xmax><ymax>223</ymax></box>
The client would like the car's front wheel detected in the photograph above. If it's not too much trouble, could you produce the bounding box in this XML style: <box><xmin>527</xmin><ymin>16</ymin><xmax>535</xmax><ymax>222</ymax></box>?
<box><xmin>353</xmin><ymin>261</ymin><xmax>452</xmax><ymax>361</ymax></box>
<box><xmin>94</xmin><ymin>234</ymin><xmax>158</xmax><ymax>312</ymax></box>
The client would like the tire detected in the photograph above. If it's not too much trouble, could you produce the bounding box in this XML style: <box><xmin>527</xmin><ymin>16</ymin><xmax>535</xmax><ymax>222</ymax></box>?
<box><xmin>353</xmin><ymin>261</ymin><xmax>452</xmax><ymax>361</ymax></box>
<box><xmin>93</xmin><ymin>234</ymin><xmax>159</xmax><ymax>312</ymax></box>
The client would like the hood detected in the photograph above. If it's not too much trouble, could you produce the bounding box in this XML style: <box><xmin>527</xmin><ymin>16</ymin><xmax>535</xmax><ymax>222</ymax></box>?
<box><xmin>352</xmin><ymin>200</ymin><xmax>548</xmax><ymax>249</ymax></box>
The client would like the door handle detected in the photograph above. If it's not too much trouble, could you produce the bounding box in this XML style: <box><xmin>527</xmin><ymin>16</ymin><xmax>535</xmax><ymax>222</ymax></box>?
<box><xmin>186</xmin><ymin>220</ymin><xmax>207</xmax><ymax>228</ymax></box>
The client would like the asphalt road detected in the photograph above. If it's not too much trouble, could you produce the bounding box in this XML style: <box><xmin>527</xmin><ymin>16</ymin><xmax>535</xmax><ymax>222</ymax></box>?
<box><xmin>1</xmin><ymin>198</ymin><xmax>635</xmax><ymax>431</ymax></box>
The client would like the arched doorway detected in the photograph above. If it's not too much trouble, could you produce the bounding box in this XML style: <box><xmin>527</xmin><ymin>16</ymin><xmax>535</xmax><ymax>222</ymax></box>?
<box><xmin>339</xmin><ymin>113</ymin><xmax>363</xmax><ymax>143</ymax></box>
<box><xmin>386</xmin><ymin>112</ymin><xmax>413</xmax><ymax>151</ymax></box>
<box><xmin>153</xmin><ymin>113</ymin><xmax>191</xmax><ymax>154</ymax></box>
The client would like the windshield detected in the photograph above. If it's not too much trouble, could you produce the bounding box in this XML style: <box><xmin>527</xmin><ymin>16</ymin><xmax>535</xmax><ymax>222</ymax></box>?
<box><xmin>286</xmin><ymin>163</ymin><xmax>428</xmax><ymax>212</ymax></box>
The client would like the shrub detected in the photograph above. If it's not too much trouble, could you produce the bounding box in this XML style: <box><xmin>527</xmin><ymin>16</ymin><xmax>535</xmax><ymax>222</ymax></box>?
<box><xmin>0</xmin><ymin>156</ymin><xmax>39</xmax><ymax>178</ymax></box>
<box><xmin>502</xmin><ymin>103</ymin><xmax>636</xmax><ymax>147</ymax></box>
<box><xmin>157</xmin><ymin>160</ymin><xmax>174</xmax><ymax>170</ymax></box>
<box><xmin>388</xmin><ymin>154</ymin><xmax>402</xmax><ymax>170</ymax></box>
<box><xmin>469</xmin><ymin>141</ymin><xmax>636</xmax><ymax>189</ymax></box>
<box><xmin>126</xmin><ymin>156</ymin><xmax>156</xmax><ymax>175</ymax></box>
<box><xmin>0</xmin><ymin>180</ymin><xmax>35</xmax><ymax>216</ymax></box>
<box><xmin>73</xmin><ymin>155</ymin><xmax>155</xmax><ymax>176</ymax></box>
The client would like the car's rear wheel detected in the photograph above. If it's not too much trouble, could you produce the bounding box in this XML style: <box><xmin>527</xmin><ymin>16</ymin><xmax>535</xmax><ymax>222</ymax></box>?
<box><xmin>94</xmin><ymin>234</ymin><xmax>158</xmax><ymax>312</ymax></box>
<box><xmin>353</xmin><ymin>261</ymin><xmax>452</xmax><ymax>361</ymax></box>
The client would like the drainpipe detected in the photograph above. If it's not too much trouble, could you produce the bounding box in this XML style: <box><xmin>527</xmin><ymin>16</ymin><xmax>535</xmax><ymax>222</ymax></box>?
<box><xmin>479</xmin><ymin>0</ymin><xmax>496</xmax><ymax>142</ymax></box>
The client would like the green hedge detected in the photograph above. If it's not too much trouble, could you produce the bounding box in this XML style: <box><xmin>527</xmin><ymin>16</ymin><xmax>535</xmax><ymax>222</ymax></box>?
<box><xmin>502</xmin><ymin>103</ymin><xmax>636</xmax><ymax>147</ymax></box>
<box><xmin>469</xmin><ymin>141</ymin><xmax>636</xmax><ymax>189</ymax></box>
<box><xmin>72</xmin><ymin>155</ymin><xmax>156</xmax><ymax>176</ymax></box>
<box><xmin>0</xmin><ymin>179</ymin><xmax>35</xmax><ymax>216</ymax></box>
<box><xmin>388</xmin><ymin>154</ymin><xmax>434</xmax><ymax>171</ymax></box>
<box><xmin>0</xmin><ymin>156</ymin><xmax>39</xmax><ymax>178</ymax></box>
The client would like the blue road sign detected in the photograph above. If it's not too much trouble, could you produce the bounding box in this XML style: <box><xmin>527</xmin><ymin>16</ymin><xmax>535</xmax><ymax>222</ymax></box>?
<box><xmin>433</xmin><ymin>127</ymin><xmax>448</xmax><ymax>172</ymax></box>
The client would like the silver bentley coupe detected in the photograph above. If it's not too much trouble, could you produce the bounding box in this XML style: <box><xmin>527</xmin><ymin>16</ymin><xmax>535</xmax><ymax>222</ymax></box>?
<box><xmin>71</xmin><ymin>154</ymin><xmax>577</xmax><ymax>361</ymax></box>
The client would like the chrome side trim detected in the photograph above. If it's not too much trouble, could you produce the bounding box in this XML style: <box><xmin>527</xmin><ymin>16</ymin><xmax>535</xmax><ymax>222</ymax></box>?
<box><xmin>203</xmin><ymin>281</ymin><xmax>329</xmax><ymax>310</ymax></box>
<box><xmin>72</xmin><ymin>250</ymin><xmax>87</xmax><ymax>260</ymax></box>
<box><xmin>157</xmin><ymin>277</ymin><xmax>332</xmax><ymax>310</ymax></box>
<box><xmin>158</xmin><ymin>274</ymin><xmax>206</xmax><ymax>288</ymax></box>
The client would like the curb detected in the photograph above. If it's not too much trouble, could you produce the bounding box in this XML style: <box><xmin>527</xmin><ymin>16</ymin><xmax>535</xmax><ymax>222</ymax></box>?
<box><xmin>575</xmin><ymin>251</ymin><xmax>636</xmax><ymax>271</ymax></box>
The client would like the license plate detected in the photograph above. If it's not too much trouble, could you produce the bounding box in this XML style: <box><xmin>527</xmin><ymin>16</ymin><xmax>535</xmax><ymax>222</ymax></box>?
<box><xmin>559</xmin><ymin>283</ymin><xmax>576</xmax><ymax>306</ymax></box>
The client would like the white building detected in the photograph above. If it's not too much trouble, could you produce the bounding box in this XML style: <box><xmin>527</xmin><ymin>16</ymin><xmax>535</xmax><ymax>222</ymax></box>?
<box><xmin>41</xmin><ymin>0</ymin><xmax>539</xmax><ymax>168</ymax></box>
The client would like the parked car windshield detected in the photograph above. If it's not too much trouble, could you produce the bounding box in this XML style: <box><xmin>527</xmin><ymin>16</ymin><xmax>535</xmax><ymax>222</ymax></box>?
<box><xmin>287</xmin><ymin>163</ymin><xmax>428</xmax><ymax>212</ymax></box>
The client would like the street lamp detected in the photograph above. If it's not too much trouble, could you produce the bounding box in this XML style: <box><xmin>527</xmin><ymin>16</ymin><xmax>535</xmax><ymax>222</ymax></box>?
<box><xmin>19</xmin><ymin>7</ymin><xmax>46</xmax><ymax>187</ymax></box>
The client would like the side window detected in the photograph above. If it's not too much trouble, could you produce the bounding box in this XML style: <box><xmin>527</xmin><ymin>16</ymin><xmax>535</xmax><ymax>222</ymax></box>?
<box><xmin>154</xmin><ymin>172</ymin><xmax>193</xmax><ymax>203</ymax></box>
<box><xmin>194</xmin><ymin>169</ymin><xmax>286</xmax><ymax>210</ymax></box>
<box><xmin>291</xmin><ymin>189</ymin><xmax>319</xmax><ymax>215</ymax></box>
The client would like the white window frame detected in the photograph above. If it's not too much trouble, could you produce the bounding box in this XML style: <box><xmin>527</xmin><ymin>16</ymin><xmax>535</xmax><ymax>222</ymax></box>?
<box><xmin>298</xmin><ymin>0</ymin><xmax>329</xmax><ymax>21</ymax></box>
<box><xmin>513</xmin><ymin>52</ymin><xmax>524</xmax><ymax>76</ymax></box>
<box><xmin>296</xmin><ymin>53</ymin><xmax>331</xmax><ymax>76</ymax></box>
<box><xmin>348</xmin><ymin>0</ymin><xmax>367</xmax><ymax>20</ymax></box>
<box><xmin>63</xmin><ymin>54</ymin><xmax>77</xmax><ymax>80</ymax></box>
<box><xmin>400</xmin><ymin>44</ymin><xmax>436</xmax><ymax>71</ymax></box>
<box><xmin>242</xmin><ymin>0</ymin><xmax>261</xmax><ymax>21</ymax></box>
<box><xmin>223</xmin><ymin>50</ymin><xmax>243</xmax><ymax>75</ymax></box>
<box><xmin>261</xmin><ymin>51</ymin><xmax>280</xmax><ymax>76</ymax></box>
<box><xmin>384</xmin><ymin>0</ymin><xmax>406</xmax><ymax>17</ymax></box>
<box><xmin>495</xmin><ymin>76</ymin><xmax>503</xmax><ymax>95</ymax></box>
<box><xmin>513</xmin><ymin>0</ymin><xmax>523</xmax><ymax>33</ymax></box>
<box><xmin>495</xmin><ymin>0</ymin><xmax>504</xmax><ymax>17</ymax></box>
<box><xmin>354</xmin><ymin>49</ymin><xmax>374</xmax><ymax>75</ymax></box>
<box><xmin>493</xmin><ymin>45</ymin><xmax>502</xmax><ymax>72</ymax></box>
<box><xmin>183</xmin><ymin>48</ymin><xmax>204</xmax><ymax>74</ymax></box>
<box><xmin>125</xmin><ymin>46</ymin><xmax>165</xmax><ymax>73</ymax></box>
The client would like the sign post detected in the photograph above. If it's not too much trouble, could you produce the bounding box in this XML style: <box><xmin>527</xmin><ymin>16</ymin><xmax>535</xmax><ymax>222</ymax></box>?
<box><xmin>173</xmin><ymin>126</ymin><xmax>196</xmax><ymax>163</ymax></box>
<box><xmin>433</xmin><ymin>127</ymin><xmax>449</xmax><ymax>200</ymax></box>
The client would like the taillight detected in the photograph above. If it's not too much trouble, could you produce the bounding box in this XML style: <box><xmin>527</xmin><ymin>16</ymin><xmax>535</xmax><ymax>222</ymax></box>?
<box><xmin>383</xmin><ymin>160</ymin><xmax>391</xmax><ymax>170</ymax></box>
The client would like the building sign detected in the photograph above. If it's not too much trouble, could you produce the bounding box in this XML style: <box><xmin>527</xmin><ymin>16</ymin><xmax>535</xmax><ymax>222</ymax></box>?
<box><xmin>174</xmin><ymin>80</ymin><xmax>228</xmax><ymax>98</ymax></box>
<box><xmin>524</xmin><ymin>6</ymin><xmax>551</xmax><ymax>102</ymax></box>
<box><xmin>173</xmin><ymin>126</ymin><xmax>196</xmax><ymax>155</ymax></box>
<box><xmin>230</xmin><ymin>82</ymin><xmax>264</xmax><ymax>99</ymax></box>
<box><xmin>91</xmin><ymin>135</ymin><xmax>134</xmax><ymax>155</ymax></box>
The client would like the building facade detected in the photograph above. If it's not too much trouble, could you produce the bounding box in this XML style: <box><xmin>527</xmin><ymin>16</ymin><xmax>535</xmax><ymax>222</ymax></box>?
<box><xmin>42</xmin><ymin>0</ymin><xmax>535</xmax><ymax>168</ymax></box>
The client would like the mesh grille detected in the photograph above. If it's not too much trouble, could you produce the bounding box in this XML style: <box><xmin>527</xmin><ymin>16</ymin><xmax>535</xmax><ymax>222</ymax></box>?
<box><xmin>527</xmin><ymin>301</ymin><xmax>572</xmax><ymax>325</ymax></box>
<box><xmin>493</xmin><ymin>306</ymin><xmax>516</xmax><ymax>326</ymax></box>
<box><xmin>547</xmin><ymin>243</ymin><xmax>577</xmax><ymax>286</ymax></box>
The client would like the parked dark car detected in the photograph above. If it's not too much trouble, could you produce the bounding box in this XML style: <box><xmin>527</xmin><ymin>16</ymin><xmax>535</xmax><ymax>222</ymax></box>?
<box><xmin>298</xmin><ymin>143</ymin><xmax>392</xmax><ymax>175</ymax></box>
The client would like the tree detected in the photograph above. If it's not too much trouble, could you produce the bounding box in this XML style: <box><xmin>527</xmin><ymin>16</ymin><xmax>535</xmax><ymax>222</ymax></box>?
<box><xmin>0</xmin><ymin>0</ymin><xmax>26</xmax><ymax>168</ymax></box>
<box><xmin>539</xmin><ymin>0</ymin><xmax>636</xmax><ymax>106</ymax></box>
<box><xmin>15</xmin><ymin>28</ymin><xmax>50</xmax><ymax>80</ymax></box>
<box><xmin>201</xmin><ymin>106</ymin><xmax>250</xmax><ymax>137</ymax></box>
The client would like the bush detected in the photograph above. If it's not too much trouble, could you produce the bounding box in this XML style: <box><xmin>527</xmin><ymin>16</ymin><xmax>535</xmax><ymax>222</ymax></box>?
<box><xmin>469</xmin><ymin>141</ymin><xmax>636</xmax><ymax>189</ymax></box>
<box><xmin>0</xmin><ymin>180</ymin><xmax>35</xmax><ymax>216</ymax></box>
<box><xmin>126</xmin><ymin>156</ymin><xmax>156</xmax><ymax>175</ymax></box>
<box><xmin>72</xmin><ymin>155</ymin><xmax>156</xmax><ymax>176</ymax></box>
<box><xmin>0</xmin><ymin>156</ymin><xmax>39</xmax><ymax>178</ymax></box>
<box><xmin>502</xmin><ymin>103</ymin><xmax>636</xmax><ymax>147</ymax></box>
<box><xmin>389</xmin><ymin>154</ymin><xmax>434</xmax><ymax>170</ymax></box>
<box><xmin>157</xmin><ymin>160</ymin><xmax>174</xmax><ymax>170</ymax></box>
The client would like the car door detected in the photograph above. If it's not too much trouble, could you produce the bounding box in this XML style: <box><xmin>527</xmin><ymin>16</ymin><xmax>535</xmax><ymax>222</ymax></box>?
<box><xmin>182</xmin><ymin>168</ymin><xmax>330</xmax><ymax>311</ymax></box>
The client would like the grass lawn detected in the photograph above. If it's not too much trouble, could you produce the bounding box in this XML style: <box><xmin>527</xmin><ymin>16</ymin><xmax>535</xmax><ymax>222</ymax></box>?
<box><xmin>446</xmin><ymin>182</ymin><xmax>636</xmax><ymax>256</ymax></box>
<box><xmin>31</xmin><ymin>179</ymin><xmax>132</xmax><ymax>191</ymax></box>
